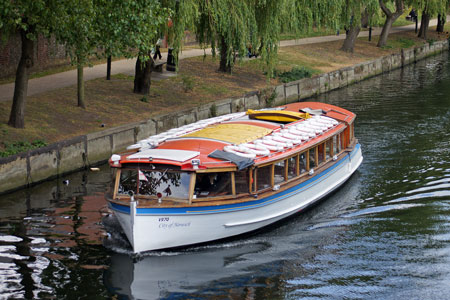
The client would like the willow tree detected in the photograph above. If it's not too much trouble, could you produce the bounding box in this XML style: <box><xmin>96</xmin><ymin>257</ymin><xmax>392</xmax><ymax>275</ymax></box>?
<box><xmin>0</xmin><ymin>0</ymin><xmax>63</xmax><ymax>128</ymax></box>
<box><xmin>163</xmin><ymin>0</ymin><xmax>199</xmax><ymax>66</ymax></box>
<box><xmin>53</xmin><ymin>0</ymin><xmax>98</xmax><ymax>109</ymax></box>
<box><xmin>196</xmin><ymin>0</ymin><xmax>256</xmax><ymax>73</ymax></box>
<box><xmin>413</xmin><ymin>0</ymin><xmax>449</xmax><ymax>39</ymax></box>
<box><xmin>340</xmin><ymin>0</ymin><xmax>379</xmax><ymax>52</ymax></box>
<box><xmin>377</xmin><ymin>0</ymin><xmax>405</xmax><ymax>47</ymax></box>
<box><xmin>195</xmin><ymin>0</ymin><xmax>340</xmax><ymax>74</ymax></box>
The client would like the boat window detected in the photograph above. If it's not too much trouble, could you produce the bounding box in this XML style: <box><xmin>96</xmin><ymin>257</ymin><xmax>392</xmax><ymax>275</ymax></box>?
<box><xmin>333</xmin><ymin>135</ymin><xmax>341</xmax><ymax>153</ymax></box>
<box><xmin>309</xmin><ymin>148</ymin><xmax>316</xmax><ymax>169</ymax></box>
<box><xmin>318</xmin><ymin>143</ymin><xmax>325</xmax><ymax>165</ymax></box>
<box><xmin>287</xmin><ymin>156</ymin><xmax>297</xmax><ymax>179</ymax></box>
<box><xmin>257</xmin><ymin>165</ymin><xmax>272</xmax><ymax>190</ymax></box>
<box><xmin>326</xmin><ymin>139</ymin><xmax>332</xmax><ymax>160</ymax></box>
<box><xmin>235</xmin><ymin>170</ymin><xmax>250</xmax><ymax>194</ymax></box>
<box><xmin>299</xmin><ymin>152</ymin><xmax>307</xmax><ymax>173</ymax></box>
<box><xmin>138</xmin><ymin>170</ymin><xmax>191</xmax><ymax>199</ymax></box>
<box><xmin>118</xmin><ymin>169</ymin><xmax>138</xmax><ymax>195</ymax></box>
<box><xmin>274</xmin><ymin>161</ymin><xmax>285</xmax><ymax>184</ymax></box>
<box><xmin>194</xmin><ymin>172</ymin><xmax>232</xmax><ymax>197</ymax></box>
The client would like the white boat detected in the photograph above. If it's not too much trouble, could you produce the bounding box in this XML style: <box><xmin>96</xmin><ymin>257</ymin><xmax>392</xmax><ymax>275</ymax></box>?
<box><xmin>106</xmin><ymin>102</ymin><xmax>363</xmax><ymax>253</ymax></box>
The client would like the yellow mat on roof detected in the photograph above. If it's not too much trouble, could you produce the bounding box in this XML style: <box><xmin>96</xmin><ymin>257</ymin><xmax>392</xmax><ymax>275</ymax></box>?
<box><xmin>182</xmin><ymin>123</ymin><xmax>272</xmax><ymax>144</ymax></box>
<box><xmin>247</xmin><ymin>109</ymin><xmax>310</xmax><ymax>122</ymax></box>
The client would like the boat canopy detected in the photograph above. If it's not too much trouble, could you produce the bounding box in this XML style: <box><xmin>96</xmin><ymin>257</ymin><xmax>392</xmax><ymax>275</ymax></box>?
<box><xmin>182</xmin><ymin>123</ymin><xmax>272</xmax><ymax>144</ymax></box>
<box><xmin>246</xmin><ymin>109</ymin><xmax>310</xmax><ymax>123</ymax></box>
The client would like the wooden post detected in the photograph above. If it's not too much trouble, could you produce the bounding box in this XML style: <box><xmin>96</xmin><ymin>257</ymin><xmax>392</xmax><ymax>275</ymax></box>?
<box><xmin>188</xmin><ymin>173</ymin><xmax>196</xmax><ymax>204</ymax></box>
<box><xmin>306</xmin><ymin>150</ymin><xmax>310</xmax><ymax>171</ymax></box>
<box><xmin>113</xmin><ymin>169</ymin><xmax>121</xmax><ymax>199</ymax></box>
<box><xmin>231</xmin><ymin>172</ymin><xmax>236</xmax><ymax>197</ymax></box>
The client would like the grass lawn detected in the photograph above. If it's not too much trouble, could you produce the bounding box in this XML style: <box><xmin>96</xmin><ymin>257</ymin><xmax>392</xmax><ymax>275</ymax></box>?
<box><xmin>0</xmin><ymin>26</ymin><xmax>449</xmax><ymax>155</ymax></box>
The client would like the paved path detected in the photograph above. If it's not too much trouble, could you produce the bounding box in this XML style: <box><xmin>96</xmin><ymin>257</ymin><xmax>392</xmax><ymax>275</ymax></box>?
<box><xmin>0</xmin><ymin>20</ymin><xmax>437</xmax><ymax>103</ymax></box>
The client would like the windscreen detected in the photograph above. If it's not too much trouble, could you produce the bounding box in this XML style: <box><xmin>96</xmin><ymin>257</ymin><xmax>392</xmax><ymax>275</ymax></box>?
<box><xmin>118</xmin><ymin>168</ymin><xmax>191</xmax><ymax>199</ymax></box>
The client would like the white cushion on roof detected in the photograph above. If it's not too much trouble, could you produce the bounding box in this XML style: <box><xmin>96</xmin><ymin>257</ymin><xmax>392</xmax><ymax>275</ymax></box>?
<box><xmin>128</xmin><ymin>149</ymin><xmax>200</xmax><ymax>162</ymax></box>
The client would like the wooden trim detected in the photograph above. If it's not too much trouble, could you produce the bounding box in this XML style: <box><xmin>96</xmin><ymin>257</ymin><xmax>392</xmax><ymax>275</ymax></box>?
<box><xmin>322</xmin><ymin>142</ymin><xmax>326</xmax><ymax>164</ymax></box>
<box><xmin>296</xmin><ymin>154</ymin><xmax>300</xmax><ymax>176</ymax></box>
<box><xmin>188</xmin><ymin>173</ymin><xmax>196</xmax><ymax>204</ymax></box>
<box><xmin>113</xmin><ymin>169</ymin><xmax>121</xmax><ymax>199</ymax></box>
<box><xmin>270</xmin><ymin>164</ymin><xmax>275</xmax><ymax>187</ymax></box>
<box><xmin>284</xmin><ymin>159</ymin><xmax>288</xmax><ymax>181</ymax></box>
<box><xmin>196</xmin><ymin>167</ymin><xmax>237</xmax><ymax>173</ymax></box>
<box><xmin>109</xmin><ymin>147</ymin><xmax>354</xmax><ymax>209</ymax></box>
<box><xmin>249</xmin><ymin>168</ymin><xmax>254</xmax><ymax>193</ymax></box>
<box><xmin>315</xmin><ymin>147</ymin><xmax>319</xmax><ymax>168</ymax></box>
<box><xmin>231</xmin><ymin>172</ymin><xmax>236</xmax><ymax>197</ymax></box>
<box><xmin>330</xmin><ymin>138</ymin><xmax>334</xmax><ymax>157</ymax></box>
<box><xmin>306</xmin><ymin>149</ymin><xmax>310</xmax><ymax>171</ymax></box>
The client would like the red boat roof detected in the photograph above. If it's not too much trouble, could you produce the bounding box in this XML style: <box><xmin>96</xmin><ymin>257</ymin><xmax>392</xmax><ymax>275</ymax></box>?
<box><xmin>110</xmin><ymin>102</ymin><xmax>355</xmax><ymax>170</ymax></box>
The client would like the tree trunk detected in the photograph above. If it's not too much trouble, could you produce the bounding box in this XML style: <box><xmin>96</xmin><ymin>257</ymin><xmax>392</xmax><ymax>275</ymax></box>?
<box><xmin>77</xmin><ymin>63</ymin><xmax>86</xmax><ymax>108</ymax></box>
<box><xmin>133</xmin><ymin>56</ymin><xmax>153</xmax><ymax>94</ymax></box>
<box><xmin>218</xmin><ymin>35</ymin><xmax>232</xmax><ymax>73</ymax></box>
<box><xmin>8</xmin><ymin>29</ymin><xmax>34</xmax><ymax>128</ymax></box>
<box><xmin>436</xmin><ymin>14</ymin><xmax>445</xmax><ymax>33</ymax></box>
<box><xmin>106</xmin><ymin>55</ymin><xmax>112</xmax><ymax>80</ymax></box>
<box><xmin>377</xmin><ymin>0</ymin><xmax>404</xmax><ymax>48</ymax></box>
<box><xmin>418</xmin><ymin>11</ymin><xmax>430</xmax><ymax>39</ymax></box>
<box><xmin>341</xmin><ymin>12</ymin><xmax>368</xmax><ymax>52</ymax></box>
<box><xmin>377</xmin><ymin>17</ymin><xmax>395</xmax><ymax>47</ymax></box>
<box><xmin>341</xmin><ymin>26</ymin><xmax>361</xmax><ymax>52</ymax></box>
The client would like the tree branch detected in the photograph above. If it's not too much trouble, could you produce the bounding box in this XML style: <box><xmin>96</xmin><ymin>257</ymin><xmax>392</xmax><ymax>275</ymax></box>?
<box><xmin>379</xmin><ymin>0</ymin><xmax>392</xmax><ymax>17</ymax></box>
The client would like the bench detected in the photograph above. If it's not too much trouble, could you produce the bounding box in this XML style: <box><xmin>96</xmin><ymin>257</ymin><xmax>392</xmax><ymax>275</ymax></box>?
<box><xmin>151</xmin><ymin>61</ymin><xmax>166</xmax><ymax>72</ymax></box>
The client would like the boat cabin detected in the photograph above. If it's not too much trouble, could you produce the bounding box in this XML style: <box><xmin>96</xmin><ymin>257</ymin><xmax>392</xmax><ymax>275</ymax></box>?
<box><xmin>108</xmin><ymin>102</ymin><xmax>356</xmax><ymax>207</ymax></box>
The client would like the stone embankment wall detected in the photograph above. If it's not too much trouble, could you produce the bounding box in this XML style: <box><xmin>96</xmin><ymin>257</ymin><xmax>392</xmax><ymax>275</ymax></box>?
<box><xmin>0</xmin><ymin>40</ymin><xmax>448</xmax><ymax>194</ymax></box>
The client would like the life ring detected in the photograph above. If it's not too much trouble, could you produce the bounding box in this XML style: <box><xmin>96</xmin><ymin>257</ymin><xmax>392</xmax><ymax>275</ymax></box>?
<box><xmin>274</xmin><ymin>132</ymin><xmax>302</xmax><ymax>144</ymax></box>
<box><xmin>286</xmin><ymin>128</ymin><xmax>311</xmax><ymax>140</ymax></box>
<box><xmin>294</xmin><ymin>125</ymin><xmax>318</xmax><ymax>135</ymax></box>
<box><xmin>254</xmin><ymin>140</ymin><xmax>284</xmax><ymax>151</ymax></box>
<box><xmin>223</xmin><ymin>145</ymin><xmax>256</xmax><ymax>159</ymax></box>
<box><xmin>308</xmin><ymin>120</ymin><xmax>333</xmax><ymax>129</ymax></box>
<box><xmin>240</xmin><ymin>143</ymin><xmax>271</xmax><ymax>156</ymax></box>
<box><xmin>266</xmin><ymin>135</ymin><xmax>294</xmax><ymax>147</ymax></box>
<box><xmin>317</xmin><ymin>116</ymin><xmax>338</xmax><ymax>125</ymax></box>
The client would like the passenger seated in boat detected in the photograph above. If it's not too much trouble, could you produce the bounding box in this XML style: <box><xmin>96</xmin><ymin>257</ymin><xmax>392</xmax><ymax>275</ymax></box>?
<box><xmin>195</xmin><ymin>173</ymin><xmax>232</xmax><ymax>197</ymax></box>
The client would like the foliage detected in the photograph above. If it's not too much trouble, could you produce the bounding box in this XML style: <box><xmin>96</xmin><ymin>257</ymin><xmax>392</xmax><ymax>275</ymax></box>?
<box><xmin>260</xmin><ymin>88</ymin><xmax>277</xmax><ymax>108</ymax></box>
<box><xmin>181</xmin><ymin>75</ymin><xmax>195</xmax><ymax>92</ymax></box>
<box><xmin>276</xmin><ymin>66</ymin><xmax>313</xmax><ymax>83</ymax></box>
<box><xmin>195</xmin><ymin>0</ymin><xmax>344</xmax><ymax>74</ymax></box>
<box><xmin>0</xmin><ymin>140</ymin><xmax>47</xmax><ymax>157</ymax></box>
<box><xmin>209</xmin><ymin>103</ymin><xmax>217</xmax><ymax>118</ymax></box>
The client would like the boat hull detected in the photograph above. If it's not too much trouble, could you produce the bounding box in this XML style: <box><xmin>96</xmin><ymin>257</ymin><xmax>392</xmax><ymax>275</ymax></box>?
<box><xmin>109</xmin><ymin>144</ymin><xmax>363</xmax><ymax>253</ymax></box>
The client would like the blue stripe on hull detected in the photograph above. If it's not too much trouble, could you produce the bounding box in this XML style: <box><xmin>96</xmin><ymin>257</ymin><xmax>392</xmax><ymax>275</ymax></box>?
<box><xmin>109</xmin><ymin>144</ymin><xmax>361</xmax><ymax>216</ymax></box>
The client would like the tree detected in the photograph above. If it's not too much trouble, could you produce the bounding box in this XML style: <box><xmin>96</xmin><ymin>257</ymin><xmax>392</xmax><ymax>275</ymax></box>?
<box><xmin>414</xmin><ymin>0</ymin><xmax>449</xmax><ymax>39</ymax></box>
<box><xmin>436</xmin><ymin>14</ymin><xmax>446</xmax><ymax>33</ymax></box>
<box><xmin>377</xmin><ymin>0</ymin><xmax>405</xmax><ymax>47</ymax></box>
<box><xmin>340</xmin><ymin>0</ymin><xmax>379</xmax><ymax>52</ymax></box>
<box><xmin>53</xmin><ymin>0</ymin><xmax>98</xmax><ymax>109</ymax></box>
<box><xmin>196</xmin><ymin>0</ymin><xmax>255</xmax><ymax>73</ymax></box>
<box><xmin>195</xmin><ymin>0</ymin><xmax>340</xmax><ymax>74</ymax></box>
<box><xmin>0</xmin><ymin>0</ymin><xmax>62</xmax><ymax>128</ymax></box>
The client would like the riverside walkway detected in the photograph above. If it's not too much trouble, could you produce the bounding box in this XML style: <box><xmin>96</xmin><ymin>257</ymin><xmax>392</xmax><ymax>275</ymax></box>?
<box><xmin>0</xmin><ymin>20</ymin><xmax>437</xmax><ymax>103</ymax></box>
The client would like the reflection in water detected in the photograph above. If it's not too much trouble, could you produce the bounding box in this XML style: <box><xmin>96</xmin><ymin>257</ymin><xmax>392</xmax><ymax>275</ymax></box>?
<box><xmin>0</xmin><ymin>53</ymin><xmax>450</xmax><ymax>299</ymax></box>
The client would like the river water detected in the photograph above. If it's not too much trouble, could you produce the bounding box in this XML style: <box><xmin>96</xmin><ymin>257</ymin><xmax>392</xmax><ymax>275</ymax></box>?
<box><xmin>1</xmin><ymin>52</ymin><xmax>450</xmax><ymax>300</ymax></box>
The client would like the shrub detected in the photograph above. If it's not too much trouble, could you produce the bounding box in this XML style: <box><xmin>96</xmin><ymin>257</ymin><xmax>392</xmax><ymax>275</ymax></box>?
<box><xmin>0</xmin><ymin>140</ymin><xmax>48</xmax><ymax>157</ymax></box>
<box><xmin>181</xmin><ymin>75</ymin><xmax>195</xmax><ymax>92</ymax></box>
<box><xmin>277</xmin><ymin>66</ymin><xmax>313</xmax><ymax>83</ymax></box>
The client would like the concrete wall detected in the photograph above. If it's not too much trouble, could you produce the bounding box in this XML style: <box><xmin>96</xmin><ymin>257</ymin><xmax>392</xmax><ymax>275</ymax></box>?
<box><xmin>0</xmin><ymin>40</ymin><xmax>448</xmax><ymax>194</ymax></box>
